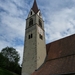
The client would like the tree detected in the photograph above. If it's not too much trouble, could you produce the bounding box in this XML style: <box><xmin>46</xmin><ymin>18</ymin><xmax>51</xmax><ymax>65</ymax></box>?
<box><xmin>0</xmin><ymin>53</ymin><xmax>9</xmax><ymax>68</ymax></box>
<box><xmin>1</xmin><ymin>46</ymin><xmax>20</xmax><ymax>63</ymax></box>
<box><xmin>0</xmin><ymin>46</ymin><xmax>21</xmax><ymax>75</ymax></box>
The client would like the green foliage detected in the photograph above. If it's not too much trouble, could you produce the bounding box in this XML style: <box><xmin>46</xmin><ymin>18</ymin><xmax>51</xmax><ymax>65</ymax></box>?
<box><xmin>0</xmin><ymin>67</ymin><xmax>18</xmax><ymax>75</ymax></box>
<box><xmin>1</xmin><ymin>47</ymin><xmax>20</xmax><ymax>63</ymax></box>
<box><xmin>0</xmin><ymin>53</ymin><xmax>9</xmax><ymax>68</ymax></box>
<box><xmin>0</xmin><ymin>47</ymin><xmax>21</xmax><ymax>75</ymax></box>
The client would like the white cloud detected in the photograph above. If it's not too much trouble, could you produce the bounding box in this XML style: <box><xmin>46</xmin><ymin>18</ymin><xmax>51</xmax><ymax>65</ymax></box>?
<box><xmin>45</xmin><ymin>7</ymin><xmax>75</xmax><ymax>43</ymax></box>
<box><xmin>0</xmin><ymin>0</ymin><xmax>75</xmax><ymax>65</ymax></box>
<box><xmin>0</xmin><ymin>41</ymin><xmax>10</xmax><ymax>52</ymax></box>
<box><xmin>0</xmin><ymin>0</ymin><xmax>27</xmax><ymax>64</ymax></box>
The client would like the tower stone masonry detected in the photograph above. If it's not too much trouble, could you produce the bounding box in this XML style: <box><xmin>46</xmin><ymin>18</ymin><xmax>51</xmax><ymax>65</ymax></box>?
<box><xmin>22</xmin><ymin>0</ymin><xmax>46</xmax><ymax>75</ymax></box>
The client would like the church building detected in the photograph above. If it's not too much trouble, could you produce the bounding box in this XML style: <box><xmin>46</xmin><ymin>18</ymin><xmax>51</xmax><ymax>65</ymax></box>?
<box><xmin>22</xmin><ymin>0</ymin><xmax>75</xmax><ymax>75</ymax></box>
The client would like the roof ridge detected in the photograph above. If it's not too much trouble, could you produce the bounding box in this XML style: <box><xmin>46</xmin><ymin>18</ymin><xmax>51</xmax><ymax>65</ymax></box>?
<box><xmin>47</xmin><ymin>53</ymin><xmax>75</xmax><ymax>62</ymax></box>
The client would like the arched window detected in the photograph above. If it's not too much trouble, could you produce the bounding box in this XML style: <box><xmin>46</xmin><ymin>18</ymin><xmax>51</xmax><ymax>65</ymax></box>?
<box><xmin>39</xmin><ymin>19</ymin><xmax>42</xmax><ymax>27</ymax></box>
<box><xmin>29</xmin><ymin>18</ymin><xmax>33</xmax><ymax>26</ymax></box>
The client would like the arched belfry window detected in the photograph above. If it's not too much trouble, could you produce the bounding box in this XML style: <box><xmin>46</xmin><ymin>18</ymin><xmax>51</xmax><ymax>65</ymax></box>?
<box><xmin>39</xmin><ymin>19</ymin><xmax>42</xmax><ymax>27</ymax></box>
<box><xmin>29</xmin><ymin>18</ymin><xmax>33</xmax><ymax>26</ymax></box>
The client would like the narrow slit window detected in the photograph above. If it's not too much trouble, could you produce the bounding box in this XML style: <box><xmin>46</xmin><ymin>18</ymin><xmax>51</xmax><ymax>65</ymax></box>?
<box><xmin>31</xmin><ymin>11</ymin><xmax>32</xmax><ymax>15</ymax></box>
<box><xmin>28</xmin><ymin>34</ymin><xmax>33</xmax><ymax>39</ymax></box>
<box><xmin>28</xmin><ymin>35</ymin><xmax>30</xmax><ymax>39</ymax></box>
<box><xmin>31</xmin><ymin>34</ymin><xmax>33</xmax><ymax>38</ymax></box>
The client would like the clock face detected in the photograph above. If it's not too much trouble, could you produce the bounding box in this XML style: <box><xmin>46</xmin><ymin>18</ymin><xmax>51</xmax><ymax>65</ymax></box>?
<box><xmin>38</xmin><ymin>26</ymin><xmax>43</xmax><ymax>35</ymax></box>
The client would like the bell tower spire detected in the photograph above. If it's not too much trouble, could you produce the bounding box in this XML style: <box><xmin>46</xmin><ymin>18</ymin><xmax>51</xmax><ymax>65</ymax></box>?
<box><xmin>31</xmin><ymin>0</ymin><xmax>39</xmax><ymax>14</ymax></box>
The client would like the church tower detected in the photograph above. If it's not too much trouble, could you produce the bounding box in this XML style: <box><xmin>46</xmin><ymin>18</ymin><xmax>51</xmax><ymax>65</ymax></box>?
<box><xmin>22</xmin><ymin>0</ymin><xmax>46</xmax><ymax>75</ymax></box>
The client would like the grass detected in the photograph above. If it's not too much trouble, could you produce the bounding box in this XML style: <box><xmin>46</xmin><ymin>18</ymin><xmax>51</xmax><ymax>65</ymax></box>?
<box><xmin>0</xmin><ymin>67</ymin><xmax>18</xmax><ymax>75</ymax></box>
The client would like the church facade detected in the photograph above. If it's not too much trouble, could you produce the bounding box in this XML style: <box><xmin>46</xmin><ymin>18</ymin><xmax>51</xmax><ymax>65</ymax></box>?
<box><xmin>22</xmin><ymin>0</ymin><xmax>75</xmax><ymax>75</ymax></box>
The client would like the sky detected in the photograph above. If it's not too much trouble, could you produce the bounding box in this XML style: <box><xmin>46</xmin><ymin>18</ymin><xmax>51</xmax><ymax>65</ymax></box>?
<box><xmin>0</xmin><ymin>0</ymin><xmax>75</xmax><ymax>64</ymax></box>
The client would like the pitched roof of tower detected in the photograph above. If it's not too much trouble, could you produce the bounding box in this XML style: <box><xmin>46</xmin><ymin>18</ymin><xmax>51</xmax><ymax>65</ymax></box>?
<box><xmin>31</xmin><ymin>0</ymin><xmax>39</xmax><ymax>14</ymax></box>
<box><xmin>31</xmin><ymin>34</ymin><xmax>75</xmax><ymax>75</ymax></box>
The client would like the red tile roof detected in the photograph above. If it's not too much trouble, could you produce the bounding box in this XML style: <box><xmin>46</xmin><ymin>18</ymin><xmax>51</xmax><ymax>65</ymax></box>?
<box><xmin>47</xmin><ymin>34</ymin><xmax>75</xmax><ymax>61</ymax></box>
<box><xmin>31</xmin><ymin>34</ymin><xmax>75</xmax><ymax>75</ymax></box>
<box><xmin>32</xmin><ymin>55</ymin><xmax>75</xmax><ymax>75</ymax></box>
<box><xmin>31</xmin><ymin>0</ymin><xmax>39</xmax><ymax>14</ymax></box>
